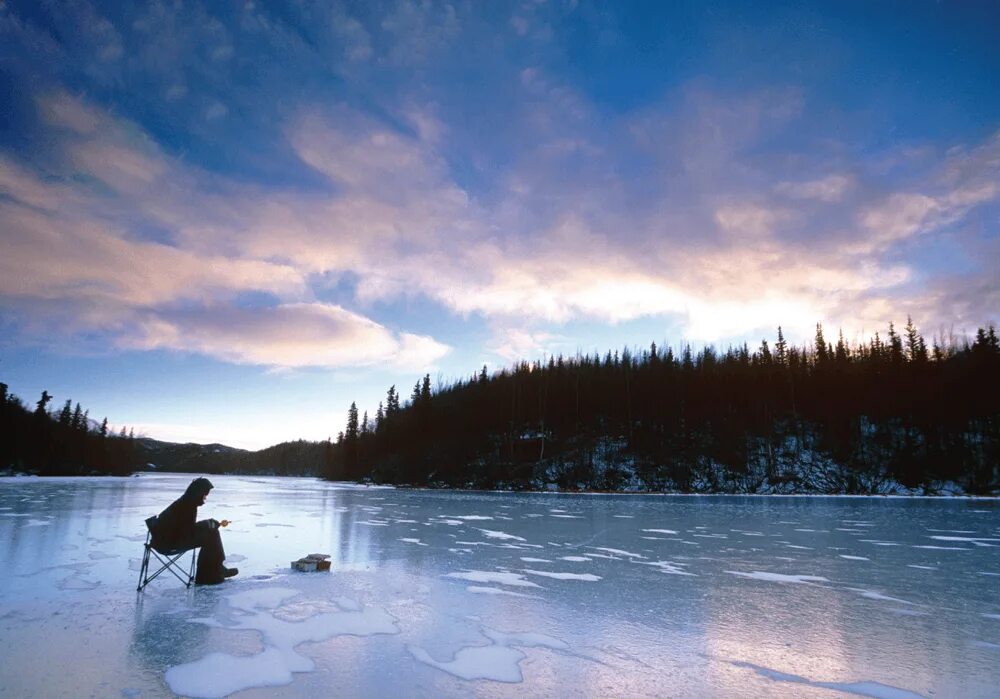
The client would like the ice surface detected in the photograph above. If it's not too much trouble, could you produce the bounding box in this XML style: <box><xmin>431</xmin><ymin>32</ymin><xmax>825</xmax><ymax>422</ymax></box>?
<box><xmin>1</xmin><ymin>475</ymin><xmax>997</xmax><ymax>697</ymax></box>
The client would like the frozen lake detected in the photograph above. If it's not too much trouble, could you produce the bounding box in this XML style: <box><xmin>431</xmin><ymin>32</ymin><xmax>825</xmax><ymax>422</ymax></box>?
<box><xmin>0</xmin><ymin>474</ymin><xmax>998</xmax><ymax>698</ymax></box>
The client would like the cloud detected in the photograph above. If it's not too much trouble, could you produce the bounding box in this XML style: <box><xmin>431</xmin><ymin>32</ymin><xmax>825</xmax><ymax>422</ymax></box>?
<box><xmin>0</xmin><ymin>93</ymin><xmax>452</xmax><ymax>371</ymax></box>
<box><xmin>2</xmin><ymin>62</ymin><xmax>997</xmax><ymax>374</ymax></box>
<box><xmin>205</xmin><ymin>101</ymin><xmax>228</xmax><ymax>120</ymax></box>
<box><xmin>776</xmin><ymin>174</ymin><xmax>854</xmax><ymax>202</ymax></box>
<box><xmin>36</xmin><ymin>92</ymin><xmax>104</xmax><ymax>134</ymax></box>
<box><xmin>379</xmin><ymin>0</ymin><xmax>461</xmax><ymax>65</ymax></box>
<box><xmin>858</xmin><ymin>133</ymin><xmax>1000</xmax><ymax>252</ymax></box>
<box><xmin>126</xmin><ymin>303</ymin><xmax>450</xmax><ymax>369</ymax></box>
<box><xmin>0</xmin><ymin>196</ymin><xmax>304</xmax><ymax>308</ymax></box>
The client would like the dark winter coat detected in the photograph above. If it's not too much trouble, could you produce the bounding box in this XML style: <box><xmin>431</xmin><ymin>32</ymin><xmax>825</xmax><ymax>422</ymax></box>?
<box><xmin>152</xmin><ymin>478</ymin><xmax>214</xmax><ymax>550</ymax></box>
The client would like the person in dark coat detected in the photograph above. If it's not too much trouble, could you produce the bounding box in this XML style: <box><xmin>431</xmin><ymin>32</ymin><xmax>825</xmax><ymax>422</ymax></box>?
<box><xmin>152</xmin><ymin>477</ymin><xmax>238</xmax><ymax>585</ymax></box>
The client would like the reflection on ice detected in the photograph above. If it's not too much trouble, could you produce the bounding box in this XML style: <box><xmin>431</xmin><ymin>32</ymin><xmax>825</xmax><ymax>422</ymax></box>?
<box><xmin>730</xmin><ymin>659</ymin><xmax>925</xmax><ymax>699</ymax></box>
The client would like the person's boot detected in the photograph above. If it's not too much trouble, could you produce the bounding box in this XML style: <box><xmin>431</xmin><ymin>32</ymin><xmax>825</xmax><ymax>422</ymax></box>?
<box><xmin>223</xmin><ymin>567</ymin><xmax>239</xmax><ymax>578</ymax></box>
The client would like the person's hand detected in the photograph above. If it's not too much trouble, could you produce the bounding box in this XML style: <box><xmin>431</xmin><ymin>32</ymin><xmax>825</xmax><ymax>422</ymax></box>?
<box><xmin>219</xmin><ymin>519</ymin><xmax>231</xmax><ymax>527</ymax></box>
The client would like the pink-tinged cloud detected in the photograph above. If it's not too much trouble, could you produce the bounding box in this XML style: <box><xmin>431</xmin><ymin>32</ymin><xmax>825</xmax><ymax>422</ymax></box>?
<box><xmin>776</xmin><ymin>174</ymin><xmax>854</xmax><ymax>202</ymax></box>
<box><xmin>127</xmin><ymin>303</ymin><xmax>449</xmax><ymax>369</ymax></box>
<box><xmin>0</xmin><ymin>199</ymin><xmax>304</xmax><ymax>307</ymax></box>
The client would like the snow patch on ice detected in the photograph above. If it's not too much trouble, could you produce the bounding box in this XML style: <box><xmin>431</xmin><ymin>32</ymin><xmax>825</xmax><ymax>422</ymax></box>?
<box><xmin>407</xmin><ymin>627</ymin><xmax>568</xmax><ymax>683</ymax></box>
<box><xmin>846</xmin><ymin>588</ymin><xmax>916</xmax><ymax>606</ymax></box>
<box><xmin>444</xmin><ymin>571</ymin><xmax>542</xmax><ymax>588</ymax></box>
<box><xmin>476</xmin><ymin>529</ymin><xmax>526</xmax><ymax>542</ymax></box>
<box><xmin>174</xmin><ymin>587</ymin><xmax>400</xmax><ymax>696</ymax></box>
<box><xmin>408</xmin><ymin>643</ymin><xmax>526</xmax><ymax>682</ymax></box>
<box><xmin>639</xmin><ymin>560</ymin><xmax>695</xmax><ymax>576</ymax></box>
<box><xmin>839</xmin><ymin>555</ymin><xmax>870</xmax><ymax>561</ymax></box>
<box><xmin>466</xmin><ymin>586</ymin><xmax>539</xmax><ymax>599</ymax></box>
<box><xmin>523</xmin><ymin>569</ymin><xmax>601</xmax><ymax>581</ymax></box>
<box><xmin>929</xmin><ymin>536</ymin><xmax>999</xmax><ymax>547</ymax></box>
<box><xmin>165</xmin><ymin>647</ymin><xmax>293</xmax><ymax>699</ymax></box>
<box><xmin>228</xmin><ymin>587</ymin><xmax>301</xmax><ymax>612</ymax></box>
<box><xmin>519</xmin><ymin>557</ymin><xmax>551</xmax><ymax>563</ymax></box>
<box><xmin>642</xmin><ymin>528</ymin><xmax>679</xmax><ymax>535</ymax></box>
<box><xmin>725</xmin><ymin>571</ymin><xmax>828</xmax><ymax>585</ymax></box>
<box><xmin>559</xmin><ymin>556</ymin><xmax>590</xmax><ymax>562</ymax></box>
<box><xmin>590</xmin><ymin>547</ymin><xmax>646</xmax><ymax>559</ymax></box>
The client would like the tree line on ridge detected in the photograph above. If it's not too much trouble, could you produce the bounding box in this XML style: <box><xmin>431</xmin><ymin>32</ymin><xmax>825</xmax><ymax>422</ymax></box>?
<box><xmin>325</xmin><ymin>319</ymin><xmax>999</xmax><ymax>494</ymax></box>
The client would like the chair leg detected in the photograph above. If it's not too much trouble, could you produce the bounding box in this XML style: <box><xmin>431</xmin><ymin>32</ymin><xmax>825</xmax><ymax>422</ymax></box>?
<box><xmin>137</xmin><ymin>544</ymin><xmax>152</xmax><ymax>592</ymax></box>
<box><xmin>187</xmin><ymin>548</ymin><xmax>196</xmax><ymax>587</ymax></box>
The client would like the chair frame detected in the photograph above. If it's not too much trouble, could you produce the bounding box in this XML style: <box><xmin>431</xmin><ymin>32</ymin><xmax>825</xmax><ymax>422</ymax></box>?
<box><xmin>137</xmin><ymin>516</ymin><xmax>199</xmax><ymax>592</ymax></box>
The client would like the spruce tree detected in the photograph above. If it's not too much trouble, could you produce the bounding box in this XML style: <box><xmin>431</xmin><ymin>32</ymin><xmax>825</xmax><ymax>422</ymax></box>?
<box><xmin>814</xmin><ymin>324</ymin><xmax>828</xmax><ymax>363</ymax></box>
<box><xmin>346</xmin><ymin>402</ymin><xmax>359</xmax><ymax>440</ymax></box>
<box><xmin>35</xmin><ymin>391</ymin><xmax>52</xmax><ymax>416</ymax></box>
<box><xmin>775</xmin><ymin>327</ymin><xmax>788</xmax><ymax>365</ymax></box>
<box><xmin>71</xmin><ymin>402</ymin><xmax>83</xmax><ymax>431</ymax></box>
<box><xmin>835</xmin><ymin>330</ymin><xmax>849</xmax><ymax>363</ymax></box>
<box><xmin>888</xmin><ymin>322</ymin><xmax>904</xmax><ymax>364</ymax></box>
<box><xmin>386</xmin><ymin>385</ymin><xmax>399</xmax><ymax>415</ymax></box>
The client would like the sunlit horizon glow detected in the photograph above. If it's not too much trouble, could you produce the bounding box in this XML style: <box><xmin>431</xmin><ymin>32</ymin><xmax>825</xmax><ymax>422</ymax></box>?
<box><xmin>0</xmin><ymin>1</ymin><xmax>996</xmax><ymax>450</ymax></box>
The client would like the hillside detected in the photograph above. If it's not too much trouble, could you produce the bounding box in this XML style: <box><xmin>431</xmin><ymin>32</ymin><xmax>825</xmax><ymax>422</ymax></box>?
<box><xmin>324</xmin><ymin>322</ymin><xmax>1000</xmax><ymax>495</ymax></box>
<box><xmin>136</xmin><ymin>437</ymin><xmax>326</xmax><ymax>477</ymax></box>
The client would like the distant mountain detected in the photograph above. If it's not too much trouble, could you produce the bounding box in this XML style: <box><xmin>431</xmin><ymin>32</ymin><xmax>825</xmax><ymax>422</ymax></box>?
<box><xmin>136</xmin><ymin>437</ymin><xmax>248</xmax><ymax>473</ymax></box>
<box><xmin>136</xmin><ymin>437</ymin><xmax>325</xmax><ymax>477</ymax></box>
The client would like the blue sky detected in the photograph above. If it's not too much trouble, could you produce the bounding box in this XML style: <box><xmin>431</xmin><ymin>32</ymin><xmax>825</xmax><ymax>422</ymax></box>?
<box><xmin>0</xmin><ymin>0</ymin><xmax>997</xmax><ymax>448</ymax></box>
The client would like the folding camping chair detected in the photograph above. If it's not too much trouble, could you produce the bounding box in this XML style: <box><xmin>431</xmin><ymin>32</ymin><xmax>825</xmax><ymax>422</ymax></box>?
<box><xmin>136</xmin><ymin>516</ymin><xmax>199</xmax><ymax>592</ymax></box>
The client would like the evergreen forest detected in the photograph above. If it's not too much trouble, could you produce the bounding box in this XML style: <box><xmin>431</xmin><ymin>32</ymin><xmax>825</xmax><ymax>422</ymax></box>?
<box><xmin>324</xmin><ymin>320</ymin><xmax>1000</xmax><ymax>494</ymax></box>
<box><xmin>0</xmin><ymin>385</ymin><xmax>138</xmax><ymax>475</ymax></box>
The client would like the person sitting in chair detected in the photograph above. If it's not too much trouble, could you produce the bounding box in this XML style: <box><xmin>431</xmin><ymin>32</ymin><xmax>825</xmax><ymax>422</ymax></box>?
<box><xmin>152</xmin><ymin>477</ymin><xmax>238</xmax><ymax>585</ymax></box>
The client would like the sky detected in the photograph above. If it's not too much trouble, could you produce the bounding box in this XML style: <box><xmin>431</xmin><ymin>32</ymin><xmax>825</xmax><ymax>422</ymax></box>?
<box><xmin>0</xmin><ymin>0</ymin><xmax>997</xmax><ymax>449</ymax></box>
